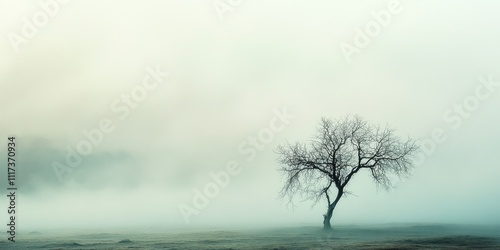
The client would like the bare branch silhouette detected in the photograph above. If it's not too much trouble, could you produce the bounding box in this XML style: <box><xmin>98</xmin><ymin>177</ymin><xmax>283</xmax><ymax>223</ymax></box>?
<box><xmin>277</xmin><ymin>115</ymin><xmax>418</xmax><ymax>229</ymax></box>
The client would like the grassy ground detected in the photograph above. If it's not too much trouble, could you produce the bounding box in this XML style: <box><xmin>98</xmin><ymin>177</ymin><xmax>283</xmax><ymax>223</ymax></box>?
<box><xmin>1</xmin><ymin>224</ymin><xmax>499</xmax><ymax>249</ymax></box>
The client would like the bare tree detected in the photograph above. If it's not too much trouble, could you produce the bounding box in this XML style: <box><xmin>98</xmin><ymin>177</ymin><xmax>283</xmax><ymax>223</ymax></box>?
<box><xmin>276</xmin><ymin>115</ymin><xmax>418</xmax><ymax>230</ymax></box>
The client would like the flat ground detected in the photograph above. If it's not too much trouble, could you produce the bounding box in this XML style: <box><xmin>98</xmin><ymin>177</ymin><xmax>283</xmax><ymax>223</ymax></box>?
<box><xmin>2</xmin><ymin>224</ymin><xmax>500</xmax><ymax>249</ymax></box>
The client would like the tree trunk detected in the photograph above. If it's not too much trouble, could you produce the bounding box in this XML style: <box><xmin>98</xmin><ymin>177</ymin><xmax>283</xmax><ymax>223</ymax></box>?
<box><xmin>322</xmin><ymin>203</ymin><xmax>335</xmax><ymax>230</ymax></box>
<box><xmin>323</xmin><ymin>193</ymin><xmax>342</xmax><ymax>230</ymax></box>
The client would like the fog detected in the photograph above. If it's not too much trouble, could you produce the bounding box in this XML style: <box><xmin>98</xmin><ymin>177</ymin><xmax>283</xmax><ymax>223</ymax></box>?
<box><xmin>1</xmin><ymin>0</ymin><xmax>499</xmax><ymax>232</ymax></box>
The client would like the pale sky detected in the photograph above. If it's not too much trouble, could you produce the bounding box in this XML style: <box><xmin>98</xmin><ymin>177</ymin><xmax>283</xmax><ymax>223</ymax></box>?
<box><xmin>1</xmin><ymin>0</ymin><xmax>499</xmax><ymax>231</ymax></box>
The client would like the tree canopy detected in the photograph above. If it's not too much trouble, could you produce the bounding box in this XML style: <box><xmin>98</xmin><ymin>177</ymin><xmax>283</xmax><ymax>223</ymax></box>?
<box><xmin>276</xmin><ymin>115</ymin><xmax>418</xmax><ymax>229</ymax></box>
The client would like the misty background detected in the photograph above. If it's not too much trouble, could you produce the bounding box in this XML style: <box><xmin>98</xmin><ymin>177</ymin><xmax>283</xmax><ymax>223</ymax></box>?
<box><xmin>0</xmin><ymin>0</ymin><xmax>499</xmax><ymax>231</ymax></box>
